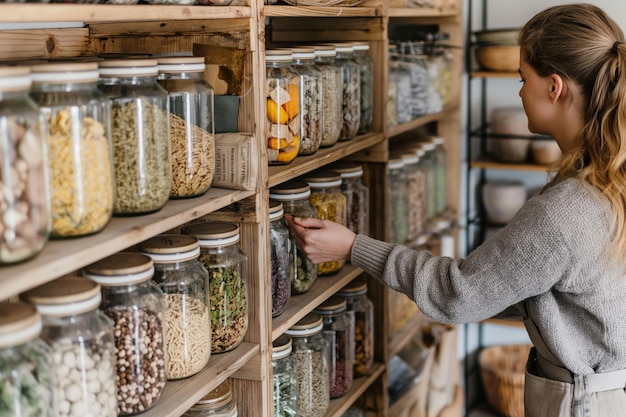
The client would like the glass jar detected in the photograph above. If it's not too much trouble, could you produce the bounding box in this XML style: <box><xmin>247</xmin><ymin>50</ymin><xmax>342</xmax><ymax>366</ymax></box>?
<box><xmin>337</xmin><ymin>278</ymin><xmax>374</xmax><ymax>377</ymax></box>
<box><xmin>269</xmin><ymin>180</ymin><xmax>318</xmax><ymax>295</ymax></box>
<box><xmin>30</xmin><ymin>62</ymin><xmax>114</xmax><ymax>238</ymax></box>
<box><xmin>330</xmin><ymin>161</ymin><xmax>369</xmax><ymax>236</ymax></box>
<box><xmin>389</xmin><ymin>55</ymin><xmax>413</xmax><ymax>124</ymax></box>
<box><xmin>272</xmin><ymin>335</ymin><xmax>299</xmax><ymax>417</ymax></box>
<box><xmin>313</xmin><ymin>45</ymin><xmax>342</xmax><ymax>148</ymax></box>
<box><xmin>157</xmin><ymin>57</ymin><xmax>215</xmax><ymax>199</ymax></box>
<box><xmin>0</xmin><ymin>302</ymin><xmax>56</xmax><ymax>417</ymax></box>
<box><xmin>335</xmin><ymin>44</ymin><xmax>361</xmax><ymax>141</ymax></box>
<box><xmin>0</xmin><ymin>67</ymin><xmax>50</xmax><ymax>264</ymax></box>
<box><xmin>351</xmin><ymin>42</ymin><xmax>373</xmax><ymax>135</ymax></box>
<box><xmin>399</xmin><ymin>42</ymin><xmax>431</xmax><ymax>119</ymax></box>
<box><xmin>432</xmin><ymin>136</ymin><xmax>448</xmax><ymax>214</ymax></box>
<box><xmin>387</xmin><ymin>157</ymin><xmax>409</xmax><ymax>243</ymax></box>
<box><xmin>313</xmin><ymin>296</ymin><xmax>354</xmax><ymax>398</ymax></box>
<box><xmin>284</xmin><ymin>314</ymin><xmax>330</xmax><ymax>417</ymax></box>
<box><xmin>182</xmin><ymin>381</ymin><xmax>238</xmax><ymax>417</ymax></box>
<box><xmin>265</xmin><ymin>50</ymin><xmax>300</xmax><ymax>165</ymax></box>
<box><xmin>138</xmin><ymin>234</ymin><xmax>211</xmax><ymax>379</ymax></box>
<box><xmin>302</xmin><ymin>170</ymin><xmax>347</xmax><ymax>275</ymax></box>
<box><xmin>84</xmin><ymin>252</ymin><xmax>166</xmax><ymax>415</ymax></box>
<box><xmin>97</xmin><ymin>58</ymin><xmax>172</xmax><ymax>215</ymax></box>
<box><xmin>420</xmin><ymin>141</ymin><xmax>438</xmax><ymax>222</ymax></box>
<box><xmin>182</xmin><ymin>221</ymin><xmax>249</xmax><ymax>353</ymax></box>
<box><xmin>269</xmin><ymin>199</ymin><xmax>293</xmax><ymax>317</ymax></box>
<box><xmin>386</xmin><ymin>61</ymin><xmax>398</xmax><ymax>129</ymax></box>
<box><xmin>342</xmin><ymin>407</ymin><xmax>365</xmax><ymax>417</ymax></box>
<box><xmin>401</xmin><ymin>151</ymin><xmax>423</xmax><ymax>241</ymax></box>
<box><xmin>22</xmin><ymin>275</ymin><xmax>118</xmax><ymax>417</ymax></box>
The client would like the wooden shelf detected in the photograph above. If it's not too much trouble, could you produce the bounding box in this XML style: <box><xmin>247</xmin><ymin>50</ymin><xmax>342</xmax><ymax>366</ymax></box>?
<box><xmin>470</xmin><ymin>159</ymin><xmax>550</xmax><ymax>172</ymax></box>
<box><xmin>388</xmin><ymin>309</ymin><xmax>428</xmax><ymax>358</ymax></box>
<box><xmin>482</xmin><ymin>319</ymin><xmax>525</xmax><ymax>329</ymax></box>
<box><xmin>388</xmin><ymin>107</ymin><xmax>459</xmax><ymax>138</ymax></box>
<box><xmin>387</xmin><ymin>7</ymin><xmax>459</xmax><ymax>18</ymax></box>
<box><xmin>470</xmin><ymin>70</ymin><xmax>518</xmax><ymax>79</ymax></box>
<box><xmin>326</xmin><ymin>362</ymin><xmax>386</xmax><ymax>417</ymax></box>
<box><xmin>264</xmin><ymin>5</ymin><xmax>379</xmax><ymax>17</ymax></box>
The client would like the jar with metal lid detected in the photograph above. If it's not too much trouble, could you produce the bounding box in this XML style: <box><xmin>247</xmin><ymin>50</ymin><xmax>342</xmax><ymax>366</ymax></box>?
<box><xmin>182</xmin><ymin>221</ymin><xmax>249</xmax><ymax>353</ymax></box>
<box><xmin>157</xmin><ymin>56</ymin><xmax>215</xmax><ymax>199</ymax></box>
<box><xmin>335</xmin><ymin>44</ymin><xmax>361</xmax><ymax>141</ymax></box>
<box><xmin>313</xmin><ymin>296</ymin><xmax>354</xmax><ymax>398</ymax></box>
<box><xmin>182</xmin><ymin>381</ymin><xmax>238</xmax><ymax>417</ymax></box>
<box><xmin>269</xmin><ymin>199</ymin><xmax>293</xmax><ymax>317</ymax></box>
<box><xmin>269</xmin><ymin>180</ymin><xmax>318</xmax><ymax>295</ymax></box>
<box><xmin>351</xmin><ymin>42</ymin><xmax>373</xmax><ymax>135</ymax></box>
<box><xmin>387</xmin><ymin>157</ymin><xmax>409</xmax><ymax>244</ymax></box>
<box><xmin>401</xmin><ymin>151</ymin><xmax>423</xmax><ymax>241</ymax></box>
<box><xmin>337</xmin><ymin>278</ymin><xmax>374</xmax><ymax>377</ymax></box>
<box><xmin>22</xmin><ymin>275</ymin><xmax>118</xmax><ymax>417</ymax></box>
<box><xmin>0</xmin><ymin>302</ymin><xmax>56</xmax><ymax>417</ymax></box>
<box><xmin>330</xmin><ymin>161</ymin><xmax>369</xmax><ymax>236</ymax></box>
<box><xmin>138</xmin><ymin>234</ymin><xmax>211</xmax><ymax>380</ymax></box>
<box><xmin>313</xmin><ymin>45</ymin><xmax>342</xmax><ymax>148</ymax></box>
<box><xmin>0</xmin><ymin>67</ymin><xmax>50</xmax><ymax>264</ymax></box>
<box><xmin>83</xmin><ymin>252</ymin><xmax>166</xmax><ymax>415</ymax></box>
<box><xmin>97</xmin><ymin>58</ymin><xmax>172</xmax><ymax>215</ymax></box>
<box><xmin>265</xmin><ymin>50</ymin><xmax>300</xmax><ymax>165</ymax></box>
<box><xmin>432</xmin><ymin>136</ymin><xmax>448</xmax><ymax>214</ymax></box>
<box><xmin>272</xmin><ymin>335</ymin><xmax>299</xmax><ymax>417</ymax></box>
<box><xmin>419</xmin><ymin>141</ymin><xmax>438</xmax><ymax>222</ymax></box>
<box><xmin>284</xmin><ymin>314</ymin><xmax>330</xmax><ymax>417</ymax></box>
<box><xmin>29</xmin><ymin>61</ymin><xmax>114</xmax><ymax>238</ymax></box>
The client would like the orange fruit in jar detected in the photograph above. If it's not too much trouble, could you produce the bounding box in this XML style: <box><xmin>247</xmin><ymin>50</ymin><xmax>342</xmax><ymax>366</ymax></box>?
<box><xmin>268</xmin><ymin>137</ymin><xmax>289</xmax><ymax>150</ymax></box>
<box><xmin>282</xmin><ymin>84</ymin><xmax>299</xmax><ymax>120</ymax></box>
<box><xmin>276</xmin><ymin>135</ymin><xmax>299</xmax><ymax>163</ymax></box>
<box><xmin>267</xmin><ymin>98</ymin><xmax>288</xmax><ymax>124</ymax></box>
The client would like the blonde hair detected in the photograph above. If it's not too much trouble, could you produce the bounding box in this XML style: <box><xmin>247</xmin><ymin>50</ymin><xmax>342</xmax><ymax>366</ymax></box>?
<box><xmin>520</xmin><ymin>4</ymin><xmax>626</xmax><ymax>263</ymax></box>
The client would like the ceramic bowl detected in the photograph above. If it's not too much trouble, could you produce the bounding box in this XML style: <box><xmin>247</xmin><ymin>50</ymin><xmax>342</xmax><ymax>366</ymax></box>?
<box><xmin>493</xmin><ymin>138</ymin><xmax>531</xmax><ymax>163</ymax></box>
<box><xmin>482</xmin><ymin>181</ymin><xmax>527</xmax><ymax>224</ymax></box>
<box><xmin>531</xmin><ymin>139</ymin><xmax>562</xmax><ymax>165</ymax></box>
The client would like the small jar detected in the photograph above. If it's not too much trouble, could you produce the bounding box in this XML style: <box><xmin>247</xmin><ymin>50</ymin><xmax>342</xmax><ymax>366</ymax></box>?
<box><xmin>335</xmin><ymin>44</ymin><xmax>361</xmax><ymax>142</ymax></box>
<box><xmin>182</xmin><ymin>381</ymin><xmax>238</xmax><ymax>417</ymax></box>
<box><xmin>182</xmin><ymin>221</ymin><xmax>249</xmax><ymax>353</ymax></box>
<box><xmin>269</xmin><ymin>200</ymin><xmax>293</xmax><ymax>317</ymax></box>
<box><xmin>138</xmin><ymin>234</ymin><xmax>211</xmax><ymax>380</ymax></box>
<box><xmin>22</xmin><ymin>276</ymin><xmax>118</xmax><ymax>417</ymax></box>
<box><xmin>0</xmin><ymin>302</ymin><xmax>56</xmax><ymax>417</ymax></box>
<box><xmin>302</xmin><ymin>170</ymin><xmax>347</xmax><ymax>275</ymax></box>
<box><xmin>432</xmin><ymin>136</ymin><xmax>448</xmax><ymax>214</ymax></box>
<box><xmin>84</xmin><ymin>253</ymin><xmax>166</xmax><ymax>415</ymax></box>
<box><xmin>401</xmin><ymin>151</ymin><xmax>422</xmax><ymax>241</ymax></box>
<box><xmin>313</xmin><ymin>45</ymin><xmax>342</xmax><ymax>148</ymax></box>
<box><xmin>269</xmin><ymin>180</ymin><xmax>318</xmax><ymax>295</ymax></box>
<box><xmin>0</xmin><ymin>67</ymin><xmax>50</xmax><ymax>264</ymax></box>
<box><xmin>313</xmin><ymin>296</ymin><xmax>354</xmax><ymax>398</ymax></box>
<box><xmin>387</xmin><ymin>157</ymin><xmax>409</xmax><ymax>244</ymax></box>
<box><xmin>337</xmin><ymin>278</ymin><xmax>374</xmax><ymax>377</ymax></box>
<box><xmin>272</xmin><ymin>335</ymin><xmax>299</xmax><ymax>417</ymax></box>
<box><xmin>330</xmin><ymin>161</ymin><xmax>370</xmax><ymax>236</ymax></box>
<box><xmin>30</xmin><ymin>62</ymin><xmax>114</xmax><ymax>238</ymax></box>
<box><xmin>157</xmin><ymin>57</ymin><xmax>215</xmax><ymax>199</ymax></box>
<box><xmin>284</xmin><ymin>314</ymin><xmax>330</xmax><ymax>417</ymax></box>
<box><xmin>266</xmin><ymin>50</ymin><xmax>300</xmax><ymax>165</ymax></box>
<box><xmin>351</xmin><ymin>42</ymin><xmax>373</xmax><ymax>135</ymax></box>
<box><xmin>419</xmin><ymin>141</ymin><xmax>438</xmax><ymax>222</ymax></box>
<box><xmin>98</xmin><ymin>58</ymin><xmax>172</xmax><ymax>215</ymax></box>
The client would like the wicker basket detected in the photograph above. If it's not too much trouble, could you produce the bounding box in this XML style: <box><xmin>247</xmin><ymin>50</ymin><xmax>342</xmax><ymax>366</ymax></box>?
<box><xmin>479</xmin><ymin>344</ymin><xmax>531</xmax><ymax>417</ymax></box>
<box><xmin>475</xmin><ymin>45</ymin><xmax>520</xmax><ymax>72</ymax></box>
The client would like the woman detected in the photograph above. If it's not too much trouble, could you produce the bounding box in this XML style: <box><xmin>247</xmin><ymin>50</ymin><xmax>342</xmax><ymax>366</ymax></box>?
<box><xmin>286</xmin><ymin>4</ymin><xmax>626</xmax><ymax>416</ymax></box>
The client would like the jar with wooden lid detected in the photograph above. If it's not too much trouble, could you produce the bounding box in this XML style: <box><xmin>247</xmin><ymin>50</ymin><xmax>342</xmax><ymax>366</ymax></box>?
<box><xmin>335</xmin><ymin>44</ymin><xmax>360</xmax><ymax>142</ymax></box>
<box><xmin>269</xmin><ymin>199</ymin><xmax>293</xmax><ymax>317</ymax></box>
<box><xmin>21</xmin><ymin>275</ymin><xmax>118</xmax><ymax>417</ymax></box>
<box><xmin>0</xmin><ymin>67</ymin><xmax>50</xmax><ymax>264</ymax></box>
<box><xmin>0</xmin><ymin>302</ymin><xmax>56</xmax><ymax>417</ymax></box>
<box><xmin>313</xmin><ymin>45</ymin><xmax>342</xmax><ymax>148</ymax></box>
<box><xmin>269</xmin><ymin>180</ymin><xmax>318</xmax><ymax>295</ymax></box>
<box><xmin>182</xmin><ymin>381</ymin><xmax>238</xmax><ymax>417</ymax></box>
<box><xmin>83</xmin><ymin>252</ymin><xmax>166</xmax><ymax>415</ymax></box>
<box><xmin>138</xmin><ymin>234</ymin><xmax>211</xmax><ymax>380</ymax></box>
<box><xmin>330</xmin><ymin>161</ymin><xmax>369</xmax><ymax>236</ymax></box>
<box><xmin>387</xmin><ymin>157</ymin><xmax>409</xmax><ymax>243</ymax></box>
<box><xmin>351</xmin><ymin>42</ymin><xmax>373</xmax><ymax>134</ymax></box>
<box><xmin>97</xmin><ymin>58</ymin><xmax>172</xmax><ymax>215</ymax></box>
<box><xmin>272</xmin><ymin>335</ymin><xmax>299</xmax><ymax>417</ymax></box>
<box><xmin>29</xmin><ymin>61</ymin><xmax>114</xmax><ymax>238</ymax></box>
<box><xmin>182</xmin><ymin>221</ymin><xmax>249</xmax><ymax>353</ymax></box>
<box><xmin>157</xmin><ymin>57</ymin><xmax>215</xmax><ymax>199</ymax></box>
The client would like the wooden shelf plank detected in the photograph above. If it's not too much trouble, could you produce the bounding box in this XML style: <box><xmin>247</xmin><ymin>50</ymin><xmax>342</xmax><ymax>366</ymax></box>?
<box><xmin>264</xmin><ymin>5</ymin><xmax>379</xmax><ymax>17</ymax></box>
<box><xmin>326</xmin><ymin>362</ymin><xmax>386</xmax><ymax>417</ymax></box>
<box><xmin>470</xmin><ymin>159</ymin><xmax>549</xmax><ymax>172</ymax></box>
<box><xmin>470</xmin><ymin>70</ymin><xmax>518</xmax><ymax>79</ymax></box>
<box><xmin>388</xmin><ymin>310</ymin><xmax>428</xmax><ymax>358</ymax></box>
<box><xmin>387</xmin><ymin>8</ymin><xmax>459</xmax><ymax>18</ymax></box>
<box><xmin>0</xmin><ymin>187</ymin><xmax>254</xmax><ymax>299</ymax></box>
<box><xmin>387</xmin><ymin>107</ymin><xmax>458</xmax><ymax>138</ymax></box>
<box><xmin>482</xmin><ymin>318</ymin><xmax>525</xmax><ymax>329</ymax></box>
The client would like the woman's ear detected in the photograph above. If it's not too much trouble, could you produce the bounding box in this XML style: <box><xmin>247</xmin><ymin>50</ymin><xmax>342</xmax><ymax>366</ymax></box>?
<box><xmin>549</xmin><ymin>73</ymin><xmax>565</xmax><ymax>104</ymax></box>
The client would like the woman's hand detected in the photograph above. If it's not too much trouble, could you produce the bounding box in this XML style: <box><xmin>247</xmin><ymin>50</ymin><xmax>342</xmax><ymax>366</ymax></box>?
<box><xmin>284</xmin><ymin>214</ymin><xmax>357</xmax><ymax>264</ymax></box>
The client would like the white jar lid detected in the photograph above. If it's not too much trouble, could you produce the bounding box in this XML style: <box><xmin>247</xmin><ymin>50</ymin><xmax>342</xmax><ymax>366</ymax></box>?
<box><xmin>182</xmin><ymin>221</ymin><xmax>241</xmax><ymax>248</ymax></box>
<box><xmin>157</xmin><ymin>56</ymin><xmax>206</xmax><ymax>73</ymax></box>
<box><xmin>99</xmin><ymin>58</ymin><xmax>159</xmax><ymax>77</ymax></box>
<box><xmin>138</xmin><ymin>234</ymin><xmax>201</xmax><ymax>264</ymax></box>
<box><xmin>352</xmin><ymin>42</ymin><xmax>370</xmax><ymax>51</ymax></box>
<box><xmin>22</xmin><ymin>275</ymin><xmax>102</xmax><ymax>317</ymax></box>
<box><xmin>0</xmin><ymin>66</ymin><xmax>31</xmax><ymax>92</ymax></box>
<box><xmin>290</xmin><ymin>48</ymin><xmax>316</xmax><ymax>61</ymax></box>
<box><xmin>84</xmin><ymin>253</ymin><xmax>155</xmax><ymax>286</ymax></box>
<box><xmin>0</xmin><ymin>302</ymin><xmax>42</xmax><ymax>348</ymax></box>
<box><xmin>314</xmin><ymin>45</ymin><xmax>337</xmax><ymax>57</ymax></box>
<box><xmin>266</xmin><ymin>49</ymin><xmax>292</xmax><ymax>63</ymax></box>
<box><xmin>31</xmin><ymin>62</ymin><xmax>100</xmax><ymax>84</ymax></box>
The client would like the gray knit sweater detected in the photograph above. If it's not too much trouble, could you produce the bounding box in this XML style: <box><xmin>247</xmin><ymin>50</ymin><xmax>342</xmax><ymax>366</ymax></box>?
<box><xmin>351</xmin><ymin>178</ymin><xmax>626</xmax><ymax>375</ymax></box>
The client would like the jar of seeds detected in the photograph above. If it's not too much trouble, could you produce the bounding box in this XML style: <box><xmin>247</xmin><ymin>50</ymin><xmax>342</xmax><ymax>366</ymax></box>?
<box><xmin>272</xmin><ymin>335</ymin><xmax>298</xmax><ymax>417</ymax></box>
<box><xmin>269</xmin><ymin>180</ymin><xmax>318</xmax><ymax>295</ymax></box>
<box><xmin>138</xmin><ymin>234</ymin><xmax>211</xmax><ymax>380</ymax></box>
<box><xmin>97</xmin><ymin>58</ymin><xmax>172</xmax><ymax>215</ymax></box>
<box><xmin>182</xmin><ymin>380</ymin><xmax>237</xmax><ymax>417</ymax></box>
<box><xmin>84</xmin><ymin>253</ymin><xmax>166</xmax><ymax>415</ymax></box>
<box><xmin>313</xmin><ymin>45</ymin><xmax>342</xmax><ymax>148</ymax></box>
<box><xmin>30</xmin><ymin>62</ymin><xmax>114</xmax><ymax>238</ymax></box>
<box><xmin>157</xmin><ymin>57</ymin><xmax>215</xmax><ymax>199</ymax></box>
<box><xmin>182</xmin><ymin>221</ymin><xmax>249</xmax><ymax>353</ymax></box>
<box><xmin>330</xmin><ymin>161</ymin><xmax>369</xmax><ymax>236</ymax></box>
<box><xmin>284</xmin><ymin>314</ymin><xmax>330</xmax><ymax>417</ymax></box>
<box><xmin>0</xmin><ymin>67</ymin><xmax>50</xmax><ymax>264</ymax></box>
<box><xmin>387</xmin><ymin>157</ymin><xmax>409</xmax><ymax>244</ymax></box>
<box><xmin>351</xmin><ymin>42</ymin><xmax>373</xmax><ymax>135</ymax></box>
<box><xmin>269</xmin><ymin>199</ymin><xmax>293</xmax><ymax>317</ymax></box>
<box><xmin>22</xmin><ymin>276</ymin><xmax>118</xmax><ymax>417</ymax></box>
<box><xmin>335</xmin><ymin>44</ymin><xmax>360</xmax><ymax>142</ymax></box>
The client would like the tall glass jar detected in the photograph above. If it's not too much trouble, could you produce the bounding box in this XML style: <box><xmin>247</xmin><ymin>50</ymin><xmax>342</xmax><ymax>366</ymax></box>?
<box><xmin>389</xmin><ymin>54</ymin><xmax>413</xmax><ymax>124</ymax></box>
<box><xmin>312</xmin><ymin>296</ymin><xmax>354</xmax><ymax>398</ymax></box>
<box><xmin>84</xmin><ymin>253</ymin><xmax>166</xmax><ymax>415</ymax></box>
<box><xmin>432</xmin><ymin>136</ymin><xmax>448</xmax><ymax>214</ymax></box>
<box><xmin>302</xmin><ymin>170</ymin><xmax>347</xmax><ymax>275</ymax></box>
<box><xmin>269</xmin><ymin>180</ymin><xmax>318</xmax><ymax>295</ymax></box>
<box><xmin>266</xmin><ymin>50</ymin><xmax>300</xmax><ymax>165</ymax></box>
<box><xmin>401</xmin><ymin>151</ymin><xmax>422</xmax><ymax>241</ymax></box>
<box><xmin>398</xmin><ymin>42</ymin><xmax>430</xmax><ymax>119</ymax></box>
<box><xmin>157</xmin><ymin>56</ymin><xmax>215</xmax><ymax>199</ymax></box>
<box><xmin>138</xmin><ymin>234</ymin><xmax>211</xmax><ymax>379</ymax></box>
<box><xmin>330</xmin><ymin>161</ymin><xmax>369</xmax><ymax>236</ymax></box>
<box><xmin>182</xmin><ymin>381</ymin><xmax>238</xmax><ymax>417</ymax></box>
<box><xmin>387</xmin><ymin>60</ymin><xmax>398</xmax><ymax>128</ymax></box>
<box><xmin>284</xmin><ymin>314</ymin><xmax>330</xmax><ymax>417</ymax></box>
<box><xmin>182</xmin><ymin>221</ymin><xmax>249</xmax><ymax>353</ymax></box>
<box><xmin>0</xmin><ymin>302</ymin><xmax>56</xmax><ymax>417</ymax></box>
<box><xmin>387</xmin><ymin>157</ymin><xmax>409</xmax><ymax>244</ymax></box>
<box><xmin>337</xmin><ymin>278</ymin><xmax>374</xmax><ymax>377</ymax></box>
<box><xmin>22</xmin><ymin>275</ymin><xmax>118</xmax><ymax>417</ymax></box>
<box><xmin>313</xmin><ymin>45</ymin><xmax>342</xmax><ymax>148</ymax></box>
<box><xmin>272</xmin><ymin>335</ymin><xmax>299</xmax><ymax>417</ymax></box>
<box><xmin>420</xmin><ymin>141</ymin><xmax>438</xmax><ymax>222</ymax></box>
<box><xmin>269</xmin><ymin>199</ymin><xmax>293</xmax><ymax>317</ymax></box>
<box><xmin>335</xmin><ymin>44</ymin><xmax>360</xmax><ymax>142</ymax></box>
<box><xmin>0</xmin><ymin>67</ymin><xmax>50</xmax><ymax>264</ymax></box>
<box><xmin>351</xmin><ymin>42</ymin><xmax>373</xmax><ymax>135</ymax></box>
<box><xmin>30</xmin><ymin>62</ymin><xmax>113</xmax><ymax>238</ymax></box>
<box><xmin>97</xmin><ymin>58</ymin><xmax>172</xmax><ymax>215</ymax></box>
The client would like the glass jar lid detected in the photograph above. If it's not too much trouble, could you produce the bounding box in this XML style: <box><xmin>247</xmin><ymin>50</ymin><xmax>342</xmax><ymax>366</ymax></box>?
<box><xmin>182</xmin><ymin>221</ymin><xmax>240</xmax><ymax>248</ymax></box>
<box><xmin>330</xmin><ymin>161</ymin><xmax>364</xmax><ymax>179</ymax></box>
<box><xmin>313</xmin><ymin>45</ymin><xmax>336</xmax><ymax>57</ymax></box>
<box><xmin>269</xmin><ymin>179</ymin><xmax>311</xmax><ymax>201</ymax></box>
<box><xmin>269</xmin><ymin>199</ymin><xmax>284</xmax><ymax>221</ymax></box>
<box><xmin>337</xmin><ymin>278</ymin><xmax>368</xmax><ymax>297</ymax></box>
<box><xmin>401</xmin><ymin>152</ymin><xmax>418</xmax><ymax>165</ymax></box>
<box><xmin>272</xmin><ymin>334</ymin><xmax>293</xmax><ymax>360</ymax></box>
<box><xmin>99</xmin><ymin>58</ymin><xmax>159</xmax><ymax>77</ymax></box>
<box><xmin>22</xmin><ymin>275</ymin><xmax>102</xmax><ymax>317</ymax></box>
<box><xmin>302</xmin><ymin>170</ymin><xmax>342</xmax><ymax>189</ymax></box>
<box><xmin>290</xmin><ymin>47</ymin><xmax>316</xmax><ymax>61</ymax></box>
<box><xmin>84</xmin><ymin>253</ymin><xmax>155</xmax><ymax>286</ymax></box>
<box><xmin>313</xmin><ymin>295</ymin><xmax>347</xmax><ymax>315</ymax></box>
<box><xmin>284</xmin><ymin>313</ymin><xmax>323</xmax><ymax>337</ymax></box>
<box><xmin>352</xmin><ymin>42</ymin><xmax>370</xmax><ymax>52</ymax></box>
<box><xmin>138</xmin><ymin>234</ymin><xmax>201</xmax><ymax>264</ymax></box>
<box><xmin>30</xmin><ymin>62</ymin><xmax>100</xmax><ymax>84</ymax></box>
<box><xmin>335</xmin><ymin>44</ymin><xmax>354</xmax><ymax>54</ymax></box>
<box><xmin>157</xmin><ymin>56</ymin><xmax>205</xmax><ymax>74</ymax></box>
<box><xmin>0</xmin><ymin>302</ymin><xmax>42</xmax><ymax>348</ymax></box>
<box><xmin>191</xmin><ymin>381</ymin><xmax>233</xmax><ymax>410</ymax></box>
<box><xmin>266</xmin><ymin>49</ymin><xmax>292</xmax><ymax>63</ymax></box>
<box><xmin>388</xmin><ymin>157</ymin><xmax>405</xmax><ymax>170</ymax></box>
<box><xmin>0</xmin><ymin>66</ymin><xmax>31</xmax><ymax>92</ymax></box>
